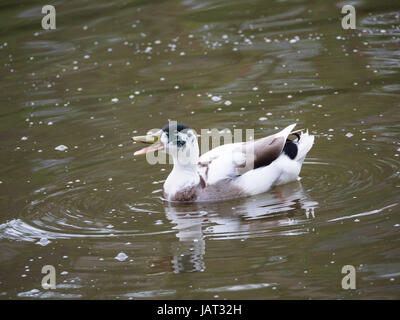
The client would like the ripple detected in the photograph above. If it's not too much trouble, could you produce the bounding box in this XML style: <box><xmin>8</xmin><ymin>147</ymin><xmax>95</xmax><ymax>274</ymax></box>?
<box><xmin>304</xmin><ymin>154</ymin><xmax>400</xmax><ymax>209</ymax></box>
<box><xmin>0</xmin><ymin>181</ymin><xmax>172</xmax><ymax>242</ymax></box>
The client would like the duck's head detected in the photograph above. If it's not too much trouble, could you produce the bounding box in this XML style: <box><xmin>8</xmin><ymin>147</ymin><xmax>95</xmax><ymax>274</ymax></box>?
<box><xmin>132</xmin><ymin>123</ymin><xmax>199</xmax><ymax>160</ymax></box>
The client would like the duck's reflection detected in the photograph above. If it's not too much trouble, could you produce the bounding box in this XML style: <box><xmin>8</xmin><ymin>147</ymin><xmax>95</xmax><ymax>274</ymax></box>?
<box><xmin>164</xmin><ymin>181</ymin><xmax>318</xmax><ymax>273</ymax></box>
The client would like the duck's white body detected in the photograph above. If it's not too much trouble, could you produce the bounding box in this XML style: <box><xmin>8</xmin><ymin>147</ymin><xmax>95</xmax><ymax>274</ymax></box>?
<box><xmin>163</xmin><ymin>124</ymin><xmax>314</xmax><ymax>202</ymax></box>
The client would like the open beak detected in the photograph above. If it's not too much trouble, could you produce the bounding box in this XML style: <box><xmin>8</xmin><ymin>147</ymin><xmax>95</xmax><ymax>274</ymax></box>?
<box><xmin>132</xmin><ymin>130</ymin><xmax>163</xmax><ymax>156</ymax></box>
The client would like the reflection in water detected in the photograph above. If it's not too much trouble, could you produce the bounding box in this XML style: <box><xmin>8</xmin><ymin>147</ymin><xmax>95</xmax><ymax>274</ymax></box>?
<box><xmin>165</xmin><ymin>181</ymin><xmax>318</xmax><ymax>273</ymax></box>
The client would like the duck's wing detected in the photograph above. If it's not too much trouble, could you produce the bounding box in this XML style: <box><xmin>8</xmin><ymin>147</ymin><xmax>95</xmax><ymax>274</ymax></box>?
<box><xmin>198</xmin><ymin>124</ymin><xmax>296</xmax><ymax>185</ymax></box>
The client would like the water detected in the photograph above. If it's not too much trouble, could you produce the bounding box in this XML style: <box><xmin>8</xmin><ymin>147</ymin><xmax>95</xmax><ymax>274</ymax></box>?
<box><xmin>0</xmin><ymin>0</ymin><xmax>399</xmax><ymax>299</ymax></box>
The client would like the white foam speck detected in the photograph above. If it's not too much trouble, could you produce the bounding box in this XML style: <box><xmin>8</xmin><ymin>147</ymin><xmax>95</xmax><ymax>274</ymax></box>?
<box><xmin>55</xmin><ymin>145</ymin><xmax>68</xmax><ymax>151</ymax></box>
<box><xmin>211</xmin><ymin>96</ymin><xmax>221</xmax><ymax>102</ymax></box>
<box><xmin>115</xmin><ymin>252</ymin><xmax>128</xmax><ymax>262</ymax></box>
<box><xmin>111</xmin><ymin>98</ymin><xmax>119</xmax><ymax>103</ymax></box>
<box><xmin>345</xmin><ymin>132</ymin><xmax>354</xmax><ymax>138</ymax></box>
<box><xmin>36</xmin><ymin>238</ymin><xmax>51</xmax><ymax>246</ymax></box>
<box><xmin>224</xmin><ymin>100</ymin><xmax>232</xmax><ymax>106</ymax></box>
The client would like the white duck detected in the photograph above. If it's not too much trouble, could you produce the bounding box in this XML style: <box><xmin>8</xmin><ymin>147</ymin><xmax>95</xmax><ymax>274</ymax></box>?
<box><xmin>132</xmin><ymin>123</ymin><xmax>314</xmax><ymax>202</ymax></box>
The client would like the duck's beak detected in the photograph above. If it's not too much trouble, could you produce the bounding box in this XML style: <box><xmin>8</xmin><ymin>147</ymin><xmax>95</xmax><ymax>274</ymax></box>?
<box><xmin>132</xmin><ymin>130</ymin><xmax>163</xmax><ymax>155</ymax></box>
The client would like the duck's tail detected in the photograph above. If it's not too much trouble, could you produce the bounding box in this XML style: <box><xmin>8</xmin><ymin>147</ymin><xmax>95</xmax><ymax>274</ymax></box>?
<box><xmin>294</xmin><ymin>130</ymin><xmax>314</xmax><ymax>163</ymax></box>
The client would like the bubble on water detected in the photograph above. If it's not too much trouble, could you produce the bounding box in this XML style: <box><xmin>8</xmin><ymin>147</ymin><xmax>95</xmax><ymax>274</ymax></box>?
<box><xmin>55</xmin><ymin>145</ymin><xmax>68</xmax><ymax>151</ymax></box>
<box><xmin>345</xmin><ymin>132</ymin><xmax>354</xmax><ymax>138</ymax></box>
<box><xmin>111</xmin><ymin>98</ymin><xmax>119</xmax><ymax>103</ymax></box>
<box><xmin>259</xmin><ymin>117</ymin><xmax>268</xmax><ymax>121</ymax></box>
<box><xmin>224</xmin><ymin>100</ymin><xmax>232</xmax><ymax>106</ymax></box>
<box><xmin>21</xmin><ymin>136</ymin><xmax>28</xmax><ymax>141</ymax></box>
<box><xmin>252</xmin><ymin>87</ymin><xmax>258</xmax><ymax>91</ymax></box>
<box><xmin>61</xmin><ymin>271</ymin><xmax>68</xmax><ymax>275</ymax></box>
<box><xmin>115</xmin><ymin>252</ymin><xmax>128</xmax><ymax>262</ymax></box>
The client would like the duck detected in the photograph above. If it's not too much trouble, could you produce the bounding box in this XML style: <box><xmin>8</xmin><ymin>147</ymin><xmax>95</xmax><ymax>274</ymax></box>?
<box><xmin>132</xmin><ymin>123</ymin><xmax>314</xmax><ymax>202</ymax></box>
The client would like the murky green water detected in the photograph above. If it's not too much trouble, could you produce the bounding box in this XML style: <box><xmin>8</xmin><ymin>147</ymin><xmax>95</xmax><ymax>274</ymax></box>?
<box><xmin>0</xmin><ymin>0</ymin><xmax>400</xmax><ymax>299</ymax></box>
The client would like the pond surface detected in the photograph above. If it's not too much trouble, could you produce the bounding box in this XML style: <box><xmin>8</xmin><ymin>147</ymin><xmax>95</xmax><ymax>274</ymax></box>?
<box><xmin>0</xmin><ymin>0</ymin><xmax>400</xmax><ymax>299</ymax></box>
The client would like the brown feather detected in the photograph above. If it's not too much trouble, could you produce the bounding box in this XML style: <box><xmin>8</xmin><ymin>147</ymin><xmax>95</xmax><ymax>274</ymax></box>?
<box><xmin>252</xmin><ymin>136</ymin><xmax>285</xmax><ymax>169</ymax></box>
